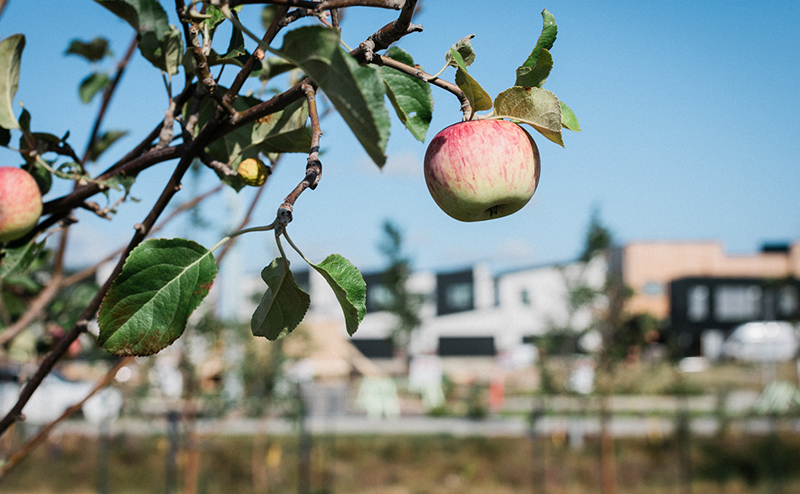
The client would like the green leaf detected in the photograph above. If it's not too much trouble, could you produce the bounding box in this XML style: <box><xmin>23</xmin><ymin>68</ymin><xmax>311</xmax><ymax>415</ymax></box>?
<box><xmin>88</xmin><ymin>130</ymin><xmax>128</xmax><ymax>162</ymax></box>
<box><xmin>97</xmin><ymin>238</ymin><xmax>218</xmax><ymax>356</ymax></box>
<box><xmin>205</xmin><ymin>5</ymin><xmax>229</xmax><ymax>32</ymax></box>
<box><xmin>161</xmin><ymin>25</ymin><xmax>184</xmax><ymax>76</ymax></box>
<box><xmin>22</xmin><ymin>159</ymin><xmax>52</xmax><ymax>194</ymax></box>
<box><xmin>0</xmin><ymin>239</ymin><xmax>46</xmax><ymax>279</ymax></box>
<box><xmin>307</xmin><ymin>254</ymin><xmax>366</xmax><ymax>336</ymax></box>
<box><xmin>251</xmin><ymin>257</ymin><xmax>310</xmax><ymax>340</ymax></box>
<box><xmin>495</xmin><ymin>86</ymin><xmax>564</xmax><ymax>147</ymax></box>
<box><xmin>273</xmin><ymin>26</ymin><xmax>389</xmax><ymax>168</ymax></box>
<box><xmin>519</xmin><ymin>9</ymin><xmax>557</xmax><ymax>71</ymax></box>
<box><xmin>379</xmin><ymin>47</ymin><xmax>433</xmax><ymax>142</ymax></box>
<box><xmin>93</xmin><ymin>0</ymin><xmax>170</xmax><ymax>72</ymax></box>
<box><xmin>449</xmin><ymin>48</ymin><xmax>492</xmax><ymax>114</ymax></box>
<box><xmin>560</xmin><ymin>101</ymin><xmax>581</xmax><ymax>132</ymax></box>
<box><xmin>0</xmin><ymin>34</ymin><xmax>25</xmax><ymax>130</ymax></box>
<box><xmin>65</xmin><ymin>37</ymin><xmax>112</xmax><ymax>62</ymax></box>
<box><xmin>79</xmin><ymin>72</ymin><xmax>110</xmax><ymax>104</ymax></box>
<box><xmin>445</xmin><ymin>34</ymin><xmax>476</xmax><ymax>68</ymax></box>
<box><xmin>515</xmin><ymin>48</ymin><xmax>552</xmax><ymax>88</ymax></box>
<box><xmin>202</xmin><ymin>93</ymin><xmax>309</xmax><ymax>189</ymax></box>
<box><xmin>259</xmin><ymin>57</ymin><xmax>295</xmax><ymax>83</ymax></box>
<box><xmin>261</xmin><ymin>5</ymin><xmax>281</xmax><ymax>30</ymax></box>
<box><xmin>0</xmin><ymin>127</ymin><xmax>10</xmax><ymax>146</ymax></box>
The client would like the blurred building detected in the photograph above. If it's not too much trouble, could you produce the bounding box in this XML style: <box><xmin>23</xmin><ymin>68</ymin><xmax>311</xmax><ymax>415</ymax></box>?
<box><xmin>615</xmin><ymin>240</ymin><xmax>800</xmax><ymax>355</ymax></box>
<box><xmin>304</xmin><ymin>256</ymin><xmax>607</xmax><ymax>377</ymax></box>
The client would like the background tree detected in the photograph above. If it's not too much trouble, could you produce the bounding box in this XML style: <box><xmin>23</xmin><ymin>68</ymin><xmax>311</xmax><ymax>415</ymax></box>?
<box><xmin>377</xmin><ymin>220</ymin><xmax>422</xmax><ymax>353</ymax></box>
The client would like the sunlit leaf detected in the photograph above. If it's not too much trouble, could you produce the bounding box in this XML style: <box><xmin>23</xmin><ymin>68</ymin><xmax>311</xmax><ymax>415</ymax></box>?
<box><xmin>0</xmin><ymin>34</ymin><xmax>25</xmax><ymax>130</ymax></box>
<box><xmin>495</xmin><ymin>86</ymin><xmax>563</xmax><ymax>146</ymax></box>
<box><xmin>449</xmin><ymin>48</ymin><xmax>492</xmax><ymax>114</ymax></box>
<box><xmin>98</xmin><ymin>238</ymin><xmax>217</xmax><ymax>356</ymax></box>
<box><xmin>560</xmin><ymin>101</ymin><xmax>581</xmax><ymax>132</ymax></box>
<box><xmin>251</xmin><ymin>257</ymin><xmax>310</xmax><ymax>340</ymax></box>
<box><xmin>162</xmin><ymin>25</ymin><xmax>183</xmax><ymax>76</ymax></box>
<box><xmin>445</xmin><ymin>34</ymin><xmax>476</xmax><ymax>68</ymax></box>
<box><xmin>306</xmin><ymin>254</ymin><xmax>366</xmax><ymax>336</ymax></box>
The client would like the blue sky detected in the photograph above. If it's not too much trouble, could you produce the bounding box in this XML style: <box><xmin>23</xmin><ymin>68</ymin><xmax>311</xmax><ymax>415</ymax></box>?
<box><xmin>2</xmin><ymin>1</ymin><xmax>799</xmax><ymax>276</ymax></box>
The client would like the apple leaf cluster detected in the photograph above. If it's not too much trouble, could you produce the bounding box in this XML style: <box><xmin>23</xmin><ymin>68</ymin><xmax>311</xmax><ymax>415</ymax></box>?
<box><xmin>0</xmin><ymin>0</ymin><xmax>581</xmax><ymax>434</ymax></box>
<box><xmin>444</xmin><ymin>9</ymin><xmax>581</xmax><ymax>147</ymax></box>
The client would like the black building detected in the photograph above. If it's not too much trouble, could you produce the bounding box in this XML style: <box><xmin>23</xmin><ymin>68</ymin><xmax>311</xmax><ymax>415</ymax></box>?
<box><xmin>669</xmin><ymin>276</ymin><xmax>800</xmax><ymax>355</ymax></box>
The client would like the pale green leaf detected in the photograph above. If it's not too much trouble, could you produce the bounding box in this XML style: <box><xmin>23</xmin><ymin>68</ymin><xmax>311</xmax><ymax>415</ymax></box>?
<box><xmin>251</xmin><ymin>257</ymin><xmax>310</xmax><ymax>340</ymax></box>
<box><xmin>0</xmin><ymin>34</ymin><xmax>24</xmax><ymax>130</ymax></box>
<box><xmin>97</xmin><ymin>238</ymin><xmax>218</xmax><ymax>356</ymax></box>
<box><xmin>560</xmin><ymin>101</ymin><xmax>581</xmax><ymax>132</ymax></box>
<box><xmin>495</xmin><ymin>86</ymin><xmax>563</xmax><ymax>147</ymax></box>
<box><xmin>450</xmin><ymin>48</ymin><xmax>492</xmax><ymax>114</ymax></box>
<box><xmin>162</xmin><ymin>25</ymin><xmax>183</xmax><ymax>76</ymax></box>
<box><xmin>445</xmin><ymin>34</ymin><xmax>476</xmax><ymax>68</ymax></box>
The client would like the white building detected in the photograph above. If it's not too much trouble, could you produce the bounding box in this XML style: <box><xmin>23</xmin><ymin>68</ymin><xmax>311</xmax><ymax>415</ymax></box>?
<box><xmin>302</xmin><ymin>256</ymin><xmax>608</xmax><ymax>365</ymax></box>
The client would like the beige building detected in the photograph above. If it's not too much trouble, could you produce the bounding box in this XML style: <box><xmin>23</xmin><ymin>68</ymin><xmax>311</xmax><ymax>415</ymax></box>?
<box><xmin>619</xmin><ymin>240</ymin><xmax>800</xmax><ymax>320</ymax></box>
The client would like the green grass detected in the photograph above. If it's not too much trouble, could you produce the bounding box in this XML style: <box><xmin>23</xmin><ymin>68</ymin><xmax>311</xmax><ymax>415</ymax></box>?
<box><xmin>3</xmin><ymin>431</ymin><xmax>800</xmax><ymax>493</ymax></box>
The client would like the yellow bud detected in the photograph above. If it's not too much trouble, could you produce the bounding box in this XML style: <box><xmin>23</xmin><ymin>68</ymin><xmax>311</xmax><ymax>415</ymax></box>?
<box><xmin>238</xmin><ymin>158</ymin><xmax>269</xmax><ymax>187</ymax></box>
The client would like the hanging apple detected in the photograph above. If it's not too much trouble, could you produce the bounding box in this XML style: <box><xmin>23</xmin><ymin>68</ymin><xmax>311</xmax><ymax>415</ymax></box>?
<box><xmin>0</xmin><ymin>166</ymin><xmax>43</xmax><ymax>243</ymax></box>
<box><xmin>423</xmin><ymin>119</ymin><xmax>541</xmax><ymax>222</ymax></box>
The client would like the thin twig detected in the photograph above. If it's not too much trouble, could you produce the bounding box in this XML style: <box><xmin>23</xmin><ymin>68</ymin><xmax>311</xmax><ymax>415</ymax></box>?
<box><xmin>276</xmin><ymin>83</ymin><xmax>322</xmax><ymax>231</ymax></box>
<box><xmin>377</xmin><ymin>54</ymin><xmax>471</xmax><ymax>119</ymax></box>
<box><xmin>0</xmin><ymin>357</ymin><xmax>133</xmax><ymax>481</ymax></box>
<box><xmin>224</xmin><ymin>6</ymin><xmax>290</xmax><ymax>105</ymax></box>
<box><xmin>81</xmin><ymin>35</ymin><xmax>139</xmax><ymax>166</ymax></box>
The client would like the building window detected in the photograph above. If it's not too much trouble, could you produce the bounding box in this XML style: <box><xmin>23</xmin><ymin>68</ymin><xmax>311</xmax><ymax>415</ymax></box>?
<box><xmin>520</xmin><ymin>289</ymin><xmax>531</xmax><ymax>306</ymax></box>
<box><xmin>438</xmin><ymin>337</ymin><xmax>495</xmax><ymax>356</ymax></box>
<box><xmin>687</xmin><ymin>285</ymin><xmax>709</xmax><ymax>322</ymax></box>
<box><xmin>778</xmin><ymin>286</ymin><xmax>799</xmax><ymax>317</ymax></box>
<box><xmin>363</xmin><ymin>273</ymin><xmax>395</xmax><ymax>312</ymax></box>
<box><xmin>436</xmin><ymin>269</ymin><xmax>474</xmax><ymax>315</ymax></box>
<box><xmin>351</xmin><ymin>338</ymin><xmax>394</xmax><ymax>359</ymax></box>
<box><xmin>446</xmin><ymin>283</ymin><xmax>472</xmax><ymax>310</ymax></box>
<box><xmin>714</xmin><ymin>285</ymin><xmax>761</xmax><ymax>322</ymax></box>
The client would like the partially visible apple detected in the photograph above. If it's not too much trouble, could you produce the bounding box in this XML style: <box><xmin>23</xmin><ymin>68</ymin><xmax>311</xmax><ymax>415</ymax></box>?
<box><xmin>423</xmin><ymin>119</ymin><xmax>541</xmax><ymax>222</ymax></box>
<box><xmin>0</xmin><ymin>166</ymin><xmax>43</xmax><ymax>243</ymax></box>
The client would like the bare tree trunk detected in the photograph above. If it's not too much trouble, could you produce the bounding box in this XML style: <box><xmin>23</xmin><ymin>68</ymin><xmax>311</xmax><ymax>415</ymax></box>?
<box><xmin>599</xmin><ymin>395</ymin><xmax>616</xmax><ymax>494</ymax></box>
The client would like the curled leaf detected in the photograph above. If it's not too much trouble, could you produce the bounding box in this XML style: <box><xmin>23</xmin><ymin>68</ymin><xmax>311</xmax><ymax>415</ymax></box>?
<box><xmin>251</xmin><ymin>257</ymin><xmax>310</xmax><ymax>340</ymax></box>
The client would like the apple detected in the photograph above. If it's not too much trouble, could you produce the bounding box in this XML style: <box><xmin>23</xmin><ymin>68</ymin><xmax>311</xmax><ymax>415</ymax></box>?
<box><xmin>0</xmin><ymin>166</ymin><xmax>43</xmax><ymax>243</ymax></box>
<box><xmin>423</xmin><ymin>119</ymin><xmax>540</xmax><ymax>222</ymax></box>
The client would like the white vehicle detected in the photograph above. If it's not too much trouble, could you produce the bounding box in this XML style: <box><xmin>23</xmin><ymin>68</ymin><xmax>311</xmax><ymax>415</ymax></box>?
<box><xmin>722</xmin><ymin>321</ymin><xmax>799</xmax><ymax>362</ymax></box>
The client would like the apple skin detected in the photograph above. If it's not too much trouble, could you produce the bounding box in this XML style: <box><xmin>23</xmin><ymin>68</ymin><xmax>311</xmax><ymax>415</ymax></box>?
<box><xmin>424</xmin><ymin>119</ymin><xmax>540</xmax><ymax>222</ymax></box>
<box><xmin>0</xmin><ymin>167</ymin><xmax>43</xmax><ymax>243</ymax></box>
